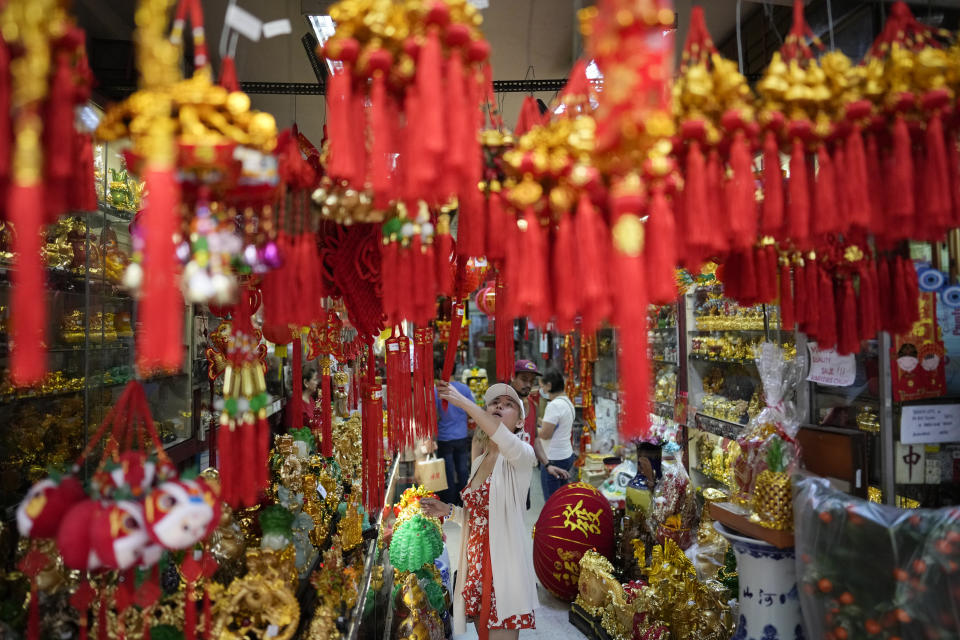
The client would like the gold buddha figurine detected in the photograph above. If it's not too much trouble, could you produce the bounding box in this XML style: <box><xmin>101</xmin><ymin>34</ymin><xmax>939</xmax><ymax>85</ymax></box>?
<box><xmin>60</xmin><ymin>310</ymin><xmax>85</xmax><ymax>344</ymax></box>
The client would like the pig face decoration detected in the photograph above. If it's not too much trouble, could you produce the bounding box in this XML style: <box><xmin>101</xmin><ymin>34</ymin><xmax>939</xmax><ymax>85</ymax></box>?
<box><xmin>90</xmin><ymin>500</ymin><xmax>150</xmax><ymax>570</ymax></box>
<box><xmin>144</xmin><ymin>480</ymin><xmax>216</xmax><ymax>549</ymax></box>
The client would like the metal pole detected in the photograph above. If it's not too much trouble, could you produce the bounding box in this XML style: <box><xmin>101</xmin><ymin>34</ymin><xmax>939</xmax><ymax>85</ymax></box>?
<box><xmin>878</xmin><ymin>331</ymin><xmax>896</xmax><ymax>506</ymax></box>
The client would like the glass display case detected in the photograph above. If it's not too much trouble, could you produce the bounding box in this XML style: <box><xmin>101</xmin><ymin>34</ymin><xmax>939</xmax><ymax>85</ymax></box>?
<box><xmin>684</xmin><ymin>283</ymin><xmax>796</xmax><ymax>494</ymax></box>
<box><xmin>648</xmin><ymin>302</ymin><xmax>685</xmax><ymax>445</ymax></box>
<box><xmin>0</xmin><ymin>135</ymin><xmax>198</xmax><ymax>516</ymax></box>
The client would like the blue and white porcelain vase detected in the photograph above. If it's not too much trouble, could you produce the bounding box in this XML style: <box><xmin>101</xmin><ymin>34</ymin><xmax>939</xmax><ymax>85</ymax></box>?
<box><xmin>715</xmin><ymin>523</ymin><xmax>805</xmax><ymax>640</ymax></box>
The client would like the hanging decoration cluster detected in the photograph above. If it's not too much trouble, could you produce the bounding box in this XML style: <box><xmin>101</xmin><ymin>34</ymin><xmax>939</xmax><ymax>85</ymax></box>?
<box><xmin>16</xmin><ymin>382</ymin><xmax>220</xmax><ymax>640</ymax></box>
<box><xmin>1</xmin><ymin>0</ymin><xmax>97</xmax><ymax>386</ymax></box>
<box><xmin>494</xmin><ymin>0</ymin><xmax>675</xmax><ymax>439</ymax></box>
<box><xmin>96</xmin><ymin>0</ymin><xmax>278</xmax><ymax>375</ymax></box>
<box><xmin>214</xmin><ymin>288</ymin><xmax>271</xmax><ymax>509</ymax></box>
<box><xmin>672</xmin><ymin>1</ymin><xmax>960</xmax><ymax>354</ymax></box>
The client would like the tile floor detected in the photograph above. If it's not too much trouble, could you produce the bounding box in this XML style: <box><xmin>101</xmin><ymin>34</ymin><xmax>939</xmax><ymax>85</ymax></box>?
<box><xmin>442</xmin><ymin>474</ymin><xmax>584</xmax><ymax>640</ymax></box>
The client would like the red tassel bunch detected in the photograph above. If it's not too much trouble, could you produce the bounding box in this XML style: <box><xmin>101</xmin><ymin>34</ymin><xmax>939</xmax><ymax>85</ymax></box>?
<box><xmin>3</xmin><ymin>8</ymin><xmax>96</xmax><ymax>386</ymax></box>
<box><xmin>413</xmin><ymin>327</ymin><xmax>438</xmax><ymax>441</ymax></box>
<box><xmin>361</xmin><ymin>343</ymin><xmax>385</xmax><ymax>515</ymax></box>
<box><xmin>214</xmin><ymin>288</ymin><xmax>271</xmax><ymax>508</ymax></box>
<box><xmin>321</xmin><ymin>0</ymin><xmax>491</xmax><ymax>223</ymax></box>
<box><xmin>261</xmin><ymin>129</ymin><xmax>325</xmax><ymax>332</ymax></box>
<box><xmin>379</xmin><ymin>209</ymin><xmax>446</xmax><ymax>328</ymax></box>
<box><xmin>385</xmin><ymin>328</ymin><xmax>415</xmax><ymax>452</ymax></box>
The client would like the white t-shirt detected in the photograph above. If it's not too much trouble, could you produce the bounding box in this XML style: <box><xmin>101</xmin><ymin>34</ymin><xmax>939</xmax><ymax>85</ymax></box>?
<box><xmin>541</xmin><ymin>395</ymin><xmax>575</xmax><ymax>460</ymax></box>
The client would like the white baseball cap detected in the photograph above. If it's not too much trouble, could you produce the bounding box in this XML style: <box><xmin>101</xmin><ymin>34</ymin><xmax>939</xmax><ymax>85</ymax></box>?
<box><xmin>484</xmin><ymin>383</ymin><xmax>526</xmax><ymax>421</ymax></box>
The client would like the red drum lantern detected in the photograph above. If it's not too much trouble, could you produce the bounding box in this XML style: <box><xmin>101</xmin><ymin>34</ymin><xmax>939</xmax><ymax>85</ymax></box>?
<box><xmin>533</xmin><ymin>482</ymin><xmax>615</xmax><ymax>601</ymax></box>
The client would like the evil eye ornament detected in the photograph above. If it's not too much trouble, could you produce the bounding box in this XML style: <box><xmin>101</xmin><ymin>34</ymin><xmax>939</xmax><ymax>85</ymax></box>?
<box><xmin>918</xmin><ymin>266</ymin><xmax>947</xmax><ymax>292</ymax></box>
<box><xmin>942</xmin><ymin>285</ymin><xmax>960</xmax><ymax>309</ymax></box>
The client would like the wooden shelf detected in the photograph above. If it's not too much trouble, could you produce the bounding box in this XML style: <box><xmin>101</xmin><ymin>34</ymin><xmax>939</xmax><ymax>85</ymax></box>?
<box><xmin>709</xmin><ymin>501</ymin><xmax>795</xmax><ymax>549</ymax></box>
<box><xmin>693</xmin><ymin>412</ymin><xmax>746</xmax><ymax>440</ymax></box>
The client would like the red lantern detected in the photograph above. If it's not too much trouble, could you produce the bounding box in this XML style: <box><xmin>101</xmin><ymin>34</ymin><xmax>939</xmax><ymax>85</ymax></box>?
<box><xmin>474</xmin><ymin>281</ymin><xmax>496</xmax><ymax>316</ymax></box>
<box><xmin>533</xmin><ymin>482</ymin><xmax>615</xmax><ymax>601</ymax></box>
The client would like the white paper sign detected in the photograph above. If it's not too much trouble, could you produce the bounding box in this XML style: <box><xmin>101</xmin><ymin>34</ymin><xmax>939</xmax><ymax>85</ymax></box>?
<box><xmin>806</xmin><ymin>343</ymin><xmax>856</xmax><ymax>387</ymax></box>
<box><xmin>225</xmin><ymin>4</ymin><xmax>262</xmax><ymax>42</ymax></box>
<box><xmin>262</xmin><ymin>19</ymin><xmax>292</xmax><ymax>38</ymax></box>
<box><xmin>896</xmin><ymin>442</ymin><xmax>926</xmax><ymax>484</ymax></box>
<box><xmin>900</xmin><ymin>404</ymin><xmax>960</xmax><ymax>444</ymax></box>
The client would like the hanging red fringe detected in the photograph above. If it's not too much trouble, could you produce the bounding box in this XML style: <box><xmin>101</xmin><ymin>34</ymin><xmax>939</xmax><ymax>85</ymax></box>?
<box><xmin>137</xmin><ymin>168</ymin><xmax>183</xmax><ymax>374</ymax></box>
<box><xmin>845</xmin><ymin>122</ymin><xmax>871</xmax><ymax>230</ymax></box>
<box><xmin>575</xmin><ymin>194</ymin><xmax>611</xmax><ymax>333</ymax></box>
<box><xmin>610</xmin><ymin>186</ymin><xmax>650</xmax><ymax>440</ymax></box>
<box><xmin>320</xmin><ymin>358</ymin><xmax>333</xmax><ymax>457</ymax></box>
<box><xmin>679</xmin><ymin>128</ymin><xmax>710</xmax><ymax>265</ymax></box>
<box><xmin>645</xmin><ymin>184</ymin><xmax>678</xmax><ymax>305</ymax></box>
<box><xmin>804</xmin><ymin>257</ymin><xmax>821</xmax><ymax>339</ymax></box>
<box><xmin>495</xmin><ymin>274</ymin><xmax>514</xmax><ymax>383</ymax></box>
<box><xmin>485</xmin><ymin>191</ymin><xmax>508</xmax><ymax>264</ymax></box>
<box><xmin>291</xmin><ymin>336</ymin><xmax>303</xmax><ymax>430</ymax></box>
<box><xmin>369</xmin><ymin>65</ymin><xmax>394</xmax><ymax>209</ymax></box>
<box><xmin>517</xmin><ymin>207</ymin><xmax>548</xmax><ymax>325</ymax></box>
<box><xmin>44</xmin><ymin>51</ymin><xmax>74</xmax><ymax>221</ymax></box>
<box><xmin>706</xmin><ymin>148</ymin><xmax>727</xmax><ymax>254</ymax></box>
<box><xmin>813</xmin><ymin>146</ymin><xmax>838</xmax><ymax>237</ymax></box>
<box><xmin>515</xmin><ymin>96</ymin><xmax>543</xmax><ymax>136</ymax></box>
<box><xmin>779</xmin><ymin>260</ymin><xmax>795</xmax><ymax>330</ymax></box>
<box><xmin>818</xmin><ymin>268</ymin><xmax>838</xmax><ymax>350</ymax></box>
<box><xmin>837</xmin><ymin>278</ymin><xmax>859</xmax><ymax>355</ymax></box>
<box><xmin>441</xmin><ymin>302</ymin><xmax>465</xmax><ymax>408</ymax></box>
<box><xmin>323</xmin><ymin>41</ymin><xmax>359</xmax><ymax>184</ymax></box>
<box><xmin>553</xmin><ymin>210</ymin><xmax>577</xmax><ymax>332</ymax></box>
<box><xmin>240</xmin><ymin>414</ymin><xmax>258</xmax><ymax>507</ymax></box>
<box><xmin>761</xmin><ymin>129</ymin><xmax>784</xmax><ymax>237</ymax></box>
<box><xmin>9</xmin><ymin>181</ymin><xmax>46</xmax><ymax>386</ymax></box>
<box><xmin>787</xmin><ymin>141</ymin><xmax>810</xmax><ymax>247</ymax></box>
<box><xmin>887</xmin><ymin>113</ymin><xmax>915</xmax><ymax>228</ymax></box>
<box><xmin>724</xmin><ymin>125</ymin><xmax>757</xmax><ymax>250</ymax></box>
<box><xmin>922</xmin><ymin>99</ymin><xmax>951</xmax><ymax>239</ymax></box>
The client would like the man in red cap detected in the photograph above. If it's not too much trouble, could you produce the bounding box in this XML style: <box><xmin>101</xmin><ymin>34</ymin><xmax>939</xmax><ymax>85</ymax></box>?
<box><xmin>510</xmin><ymin>359</ymin><xmax>541</xmax><ymax>509</ymax></box>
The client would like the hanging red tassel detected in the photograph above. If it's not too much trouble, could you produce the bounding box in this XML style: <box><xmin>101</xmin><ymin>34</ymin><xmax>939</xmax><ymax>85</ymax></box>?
<box><xmin>435</xmin><ymin>216</ymin><xmax>455</xmax><ymax>296</ymax></box>
<box><xmin>9</xmin><ymin>180</ymin><xmax>46</xmax><ymax>386</ymax></box>
<box><xmin>413</xmin><ymin>14</ymin><xmax>446</xmax><ymax>201</ymax></box>
<box><xmin>779</xmin><ymin>260</ymin><xmax>795</xmax><ymax>330</ymax></box>
<box><xmin>43</xmin><ymin>51</ymin><xmax>74</xmax><ymax>221</ymax></box>
<box><xmin>381</xmin><ymin>238</ymin><xmax>401</xmax><ymax>327</ymax></box>
<box><xmin>444</xmin><ymin>51</ymin><xmax>469</xmax><ymax>198</ymax></box>
<box><xmin>291</xmin><ymin>336</ymin><xmax>303</xmax><ymax>430</ymax></box>
<box><xmin>857</xmin><ymin>262</ymin><xmax>878</xmax><ymax>341</ymax></box>
<box><xmin>787</xmin><ymin>141</ymin><xmax>810</xmax><ymax>247</ymax></box>
<box><xmin>757</xmin><ymin>245</ymin><xmax>777</xmax><ymax>303</ymax></box>
<box><xmin>515</xmin><ymin>96</ymin><xmax>543</xmax><ymax>136</ymax></box>
<box><xmin>441</xmin><ymin>302</ymin><xmax>464</xmax><ymax>401</ymax></box>
<box><xmin>517</xmin><ymin>207</ymin><xmax>548</xmax><ymax>325</ymax></box>
<box><xmin>320</xmin><ymin>356</ymin><xmax>333</xmax><ymax>458</ymax></box>
<box><xmin>255</xmin><ymin>411</ymin><xmax>269</xmax><ymax>496</ymax></box>
<box><xmin>610</xmin><ymin>183</ymin><xmax>650</xmax><ymax>440</ymax></box>
<box><xmin>813</xmin><ymin>146</ymin><xmax>838</xmax><ymax>237</ymax></box>
<box><xmin>137</xmin><ymin>168</ymin><xmax>183</xmax><ymax>374</ymax></box>
<box><xmin>865</xmin><ymin>132</ymin><xmax>885</xmax><ymax>240</ymax></box>
<box><xmin>837</xmin><ymin>278</ymin><xmax>859</xmax><ymax>355</ymax></box>
<box><xmin>553</xmin><ymin>210</ymin><xmax>577</xmax><ymax>332</ymax></box>
<box><xmin>845</xmin><ymin>122</ymin><xmax>871</xmax><ymax>230</ymax></box>
<box><xmin>183</xmin><ymin>581</ymin><xmax>196</xmax><ymax>640</ymax></box>
<box><xmin>418</xmin><ymin>238</ymin><xmax>437</xmax><ymax>324</ymax></box>
<box><xmin>887</xmin><ymin>112</ymin><xmax>915</xmax><ymax>228</ymax></box>
<box><xmin>323</xmin><ymin>39</ymin><xmax>359</xmax><ymax>185</ymax></box>
<box><xmin>761</xmin><ymin>129</ymin><xmax>784</xmax><ymax>236</ymax></box>
<box><xmin>219</xmin><ymin>55</ymin><xmax>238</xmax><ymax>91</ymax></box>
<box><xmin>240</xmin><ymin>415</ymin><xmax>258</xmax><ymax>507</ymax></box>
<box><xmin>575</xmin><ymin>194</ymin><xmax>611</xmax><ymax>333</ymax></box>
<box><xmin>892</xmin><ymin>256</ymin><xmax>910</xmax><ymax>335</ymax></box>
<box><xmin>680</xmin><ymin>130</ymin><xmax>710</xmax><ymax>265</ymax></box>
<box><xmin>485</xmin><ymin>191</ymin><xmax>508</xmax><ymax>263</ymax></box>
<box><xmin>739</xmin><ymin>248</ymin><xmax>759</xmax><ymax>306</ymax></box>
<box><xmin>705</xmin><ymin>148</ymin><xmax>727</xmax><ymax>255</ymax></box>
<box><xmin>369</xmin><ymin>62</ymin><xmax>394</xmax><ymax>209</ymax></box>
<box><xmin>793</xmin><ymin>259</ymin><xmax>807</xmax><ymax>331</ymax></box>
<box><xmin>724</xmin><ymin>123</ymin><xmax>758</xmax><ymax>250</ymax></box>
<box><xmin>902</xmin><ymin>256</ymin><xmax>920</xmax><ymax>329</ymax></box>
<box><xmin>817</xmin><ymin>268</ymin><xmax>837</xmax><ymax>350</ymax></box>
<box><xmin>922</xmin><ymin>98</ymin><xmax>951</xmax><ymax>239</ymax></box>
<box><xmin>645</xmin><ymin>184</ymin><xmax>678</xmax><ymax>304</ymax></box>
<box><xmin>495</xmin><ymin>274</ymin><xmax>514</xmax><ymax>383</ymax></box>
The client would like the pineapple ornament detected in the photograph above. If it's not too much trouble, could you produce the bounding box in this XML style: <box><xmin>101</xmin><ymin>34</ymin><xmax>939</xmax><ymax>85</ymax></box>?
<box><xmin>752</xmin><ymin>436</ymin><xmax>794</xmax><ymax>531</ymax></box>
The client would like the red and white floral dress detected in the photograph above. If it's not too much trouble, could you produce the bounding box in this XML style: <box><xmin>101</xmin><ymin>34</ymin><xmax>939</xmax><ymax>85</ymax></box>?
<box><xmin>461</xmin><ymin>475</ymin><xmax>536</xmax><ymax>630</ymax></box>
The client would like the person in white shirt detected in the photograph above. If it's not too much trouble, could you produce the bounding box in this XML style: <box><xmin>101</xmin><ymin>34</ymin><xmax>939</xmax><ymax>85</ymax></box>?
<box><xmin>534</xmin><ymin>369</ymin><xmax>576</xmax><ymax>501</ymax></box>
<box><xmin>422</xmin><ymin>382</ymin><xmax>539</xmax><ymax>640</ymax></box>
